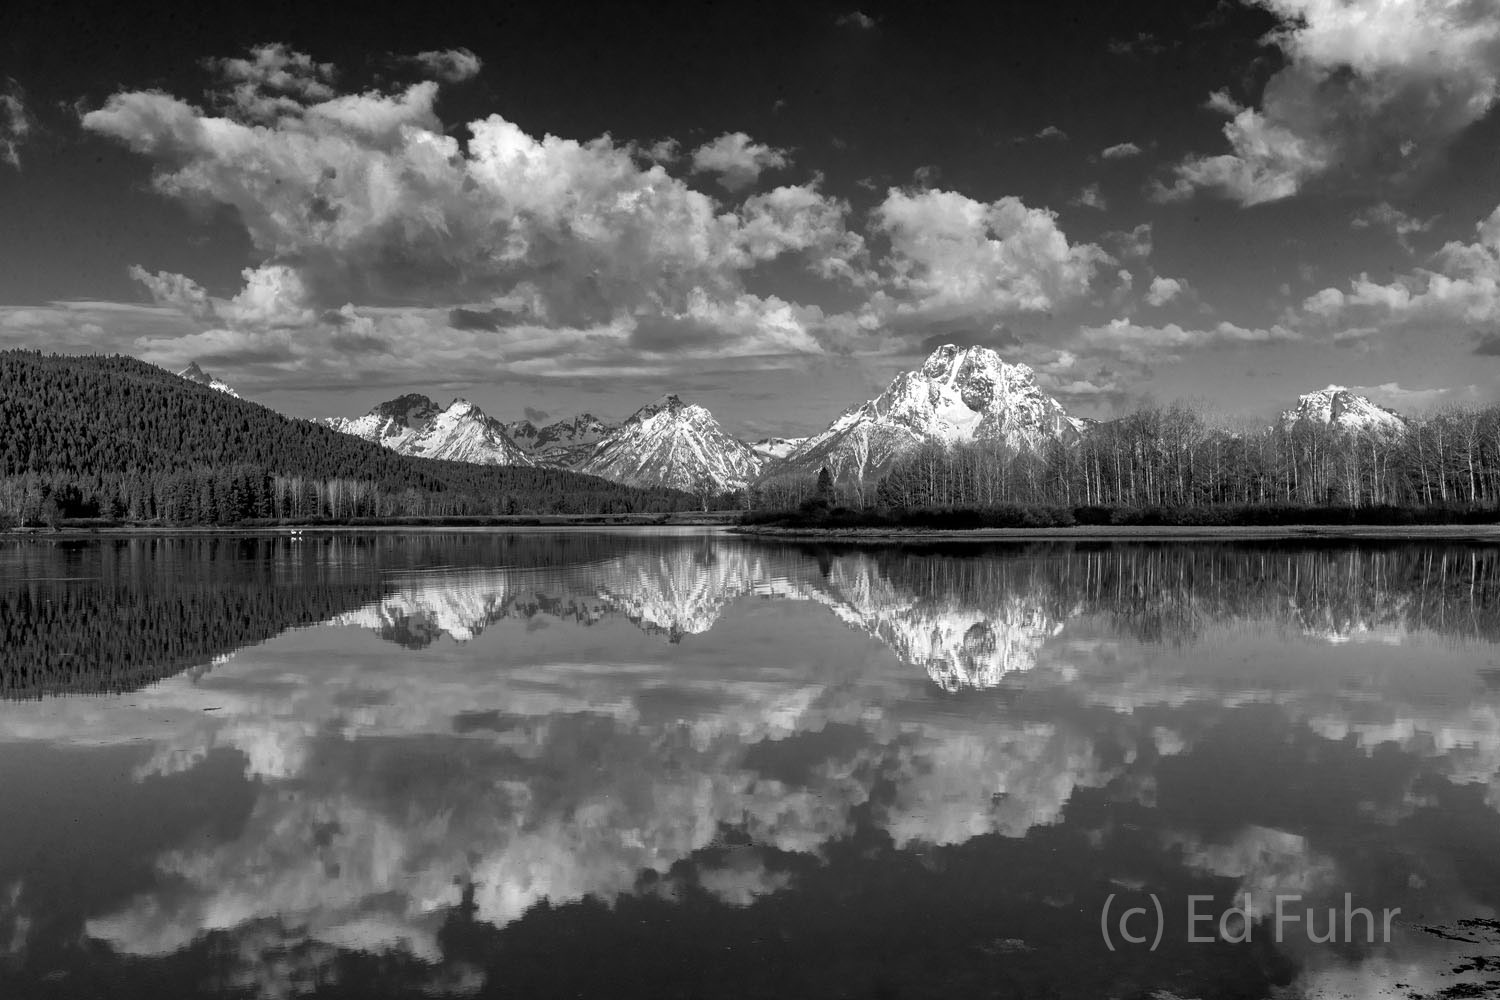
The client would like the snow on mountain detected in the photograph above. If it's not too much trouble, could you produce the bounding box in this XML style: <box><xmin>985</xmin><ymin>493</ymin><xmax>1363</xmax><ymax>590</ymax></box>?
<box><xmin>1280</xmin><ymin>386</ymin><xmax>1406</xmax><ymax>435</ymax></box>
<box><xmin>324</xmin><ymin>393</ymin><xmax>440</xmax><ymax>445</ymax></box>
<box><xmin>774</xmin><ymin>344</ymin><xmax>1085</xmax><ymax>482</ymax></box>
<box><xmin>327</xmin><ymin>541</ymin><xmax>1062</xmax><ymax>691</ymax></box>
<box><xmin>576</xmin><ymin>394</ymin><xmax>762</xmax><ymax>492</ymax></box>
<box><xmin>750</xmin><ymin>437</ymin><xmax>808</xmax><ymax>461</ymax></box>
<box><xmin>176</xmin><ymin>362</ymin><xmax>240</xmax><ymax>398</ymax></box>
<box><xmin>323</xmin><ymin>394</ymin><xmax>533</xmax><ymax>466</ymax></box>
<box><xmin>503</xmin><ymin>413</ymin><xmax>616</xmax><ymax>468</ymax></box>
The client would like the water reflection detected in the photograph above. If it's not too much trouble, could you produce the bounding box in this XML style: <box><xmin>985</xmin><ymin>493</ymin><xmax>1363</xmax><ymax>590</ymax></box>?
<box><xmin>2</xmin><ymin>532</ymin><xmax>1500</xmax><ymax>998</ymax></box>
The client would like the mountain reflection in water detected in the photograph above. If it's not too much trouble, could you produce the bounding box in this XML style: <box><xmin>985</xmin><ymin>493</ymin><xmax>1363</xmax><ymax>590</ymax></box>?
<box><xmin>2</xmin><ymin>530</ymin><xmax>1500</xmax><ymax>999</ymax></box>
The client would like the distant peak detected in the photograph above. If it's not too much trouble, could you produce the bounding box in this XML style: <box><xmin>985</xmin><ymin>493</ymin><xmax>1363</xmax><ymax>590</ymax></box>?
<box><xmin>371</xmin><ymin>393</ymin><xmax>438</xmax><ymax>418</ymax></box>
<box><xmin>919</xmin><ymin>343</ymin><xmax>1021</xmax><ymax>376</ymax></box>
<box><xmin>177</xmin><ymin>362</ymin><xmax>206</xmax><ymax>378</ymax></box>
<box><xmin>632</xmin><ymin>393</ymin><xmax>690</xmax><ymax>420</ymax></box>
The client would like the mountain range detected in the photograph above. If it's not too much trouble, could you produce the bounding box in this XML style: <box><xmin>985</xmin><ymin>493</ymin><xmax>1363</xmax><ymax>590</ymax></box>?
<box><xmin>185</xmin><ymin>347</ymin><xmax>1413</xmax><ymax>494</ymax></box>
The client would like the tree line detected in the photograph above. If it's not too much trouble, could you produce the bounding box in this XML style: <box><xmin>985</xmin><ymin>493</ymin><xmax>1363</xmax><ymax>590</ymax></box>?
<box><xmin>746</xmin><ymin>401</ymin><xmax>1500</xmax><ymax>515</ymax></box>
<box><xmin>0</xmin><ymin>352</ymin><xmax>703</xmax><ymax>525</ymax></box>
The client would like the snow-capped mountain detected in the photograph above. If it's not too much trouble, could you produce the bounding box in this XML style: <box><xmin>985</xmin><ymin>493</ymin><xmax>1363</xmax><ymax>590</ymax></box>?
<box><xmin>1280</xmin><ymin>386</ymin><xmax>1406</xmax><ymax>435</ymax></box>
<box><xmin>503</xmin><ymin>413</ymin><xmax>616</xmax><ymax>468</ymax></box>
<box><xmin>750</xmin><ymin>437</ymin><xmax>808</xmax><ymax>462</ymax></box>
<box><xmin>774</xmin><ymin>344</ymin><xmax>1085</xmax><ymax>482</ymax></box>
<box><xmin>327</xmin><ymin>540</ymin><xmax>1064</xmax><ymax>690</ymax></box>
<box><xmin>324</xmin><ymin>395</ymin><xmax>533</xmax><ymax>466</ymax></box>
<box><xmin>576</xmin><ymin>394</ymin><xmax>762</xmax><ymax>492</ymax></box>
<box><xmin>176</xmin><ymin>362</ymin><xmax>240</xmax><ymax>398</ymax></box>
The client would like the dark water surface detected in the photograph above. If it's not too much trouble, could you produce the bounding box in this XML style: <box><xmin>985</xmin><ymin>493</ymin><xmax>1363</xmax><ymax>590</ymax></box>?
<box><xmin>3</xmin><ymin>529</ymin><xmax>1500</xmax><ymax>998</ymax></box>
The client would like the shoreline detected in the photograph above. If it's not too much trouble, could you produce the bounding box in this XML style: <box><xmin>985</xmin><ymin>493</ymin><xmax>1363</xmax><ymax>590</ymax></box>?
<box><xmin>9</xmin><ymin>520</ymin><xmax>1500</xmax><ymax>543</ymax></box>
<box><xmin>0</xmin><ymin>514</ymin><xmax>740</xmax><ymax>540</ymax></box>
<box><xmin>731</xmin><ymin>523</ymin><xmax>1500</xmax><ymax>541</ymax></box>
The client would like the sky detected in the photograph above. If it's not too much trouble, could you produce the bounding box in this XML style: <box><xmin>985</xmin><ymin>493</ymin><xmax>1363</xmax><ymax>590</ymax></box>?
<box><xmin>2</xmin><ymin>0</ymin><xmax>1500</xmax><ymax>438</ymax></box>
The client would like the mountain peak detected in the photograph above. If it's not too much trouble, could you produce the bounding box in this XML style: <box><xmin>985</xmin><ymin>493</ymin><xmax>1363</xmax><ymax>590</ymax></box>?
<box><xmin>774</xmin><ymin>346</ymin><xmax>1079</xmax><ymax>482</ymax></box>
<box><xmin>580</xmin><ymin>395</ymin><xmax>760</xmax><ymax>491</ymax></box>
<box><xmin>633</xmin><ymin>393</ymin><xmax>687</xmax><ymax>419</ymax></box>
<box><xmin>175</xmin><ymin>362</ymin><xmax>241</xmax><ymax>399</ymax></box>
<box><xmin>326</xmin><ymin>392</ymin><xmax>531</xmax><ymax>466</ymax></box>
<box><xmin>1282</xmin><ymin>385</ymin><xmax>1405</xmax><ymax>435</ymax></box>
<box><xmin>371</xmin><ymin>393</ymin><xmax>439</xmax><ymax>421</ymax></box>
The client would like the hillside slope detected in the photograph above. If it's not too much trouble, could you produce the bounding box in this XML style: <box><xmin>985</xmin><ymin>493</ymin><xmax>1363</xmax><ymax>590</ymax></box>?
<box><xmin>0</xmin><ymin>352</ymin><xmax>695</xmax><ymax>518</ymax></box>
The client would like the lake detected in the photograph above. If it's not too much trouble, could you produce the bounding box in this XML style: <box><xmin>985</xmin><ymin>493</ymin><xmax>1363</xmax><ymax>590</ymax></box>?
<box><xmin>2</xmin><ymin>529</ymin><xmax>1500</xmax><ymax>999</ymax></box>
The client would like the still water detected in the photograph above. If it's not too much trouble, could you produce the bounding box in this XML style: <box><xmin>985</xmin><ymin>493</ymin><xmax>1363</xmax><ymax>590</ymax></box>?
<box><xmin>2</xmin><ymin>529</ymin><xmax>1500</xmax><ymax>998</ymax></box>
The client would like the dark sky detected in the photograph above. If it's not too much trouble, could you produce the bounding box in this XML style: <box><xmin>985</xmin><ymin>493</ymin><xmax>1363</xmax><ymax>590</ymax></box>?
<box><xmin>2</xmin><ymin>0</ymin><xmax>1499</xmax><ymax>435</ymax></box>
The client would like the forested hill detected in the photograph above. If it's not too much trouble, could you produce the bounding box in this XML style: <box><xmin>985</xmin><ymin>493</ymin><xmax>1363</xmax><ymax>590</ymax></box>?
<box><xmin>0</xmin><ymin>352</ymin><xmax>698</xmax><ymax>522</ymax></box>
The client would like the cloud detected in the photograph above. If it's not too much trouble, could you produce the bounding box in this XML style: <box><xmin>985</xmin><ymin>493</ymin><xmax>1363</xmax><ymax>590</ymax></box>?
<box><xmin>0</xmin><ymin>301</ymin><xmax>200</xmax><ymax>355</ymax></box>
<box><xmin>1299</xmin><ymin>202</ymin><xmax>1500</xmax><ymax>330</ymax></box>
<box><xmin>1078</xmin><ymin>317</ymin><xmax>1298</xmax><ymax>364</ymax></box>
<box><xmin>1146</xmin><ymin>276</ymin><xmax>1186</xmax><ymax>306</ymax></box>
<box><xmin>81</xmin><ymin>49</ymin><xmax>866</xmax><ymax>381</ymax></box>
<box><xmin>689</xmin><ymin>132</ymin><xmax>790</xmax><ymax>192</ymax></box>
<box><xmin>1472</xmin><ymin>331</ymin><xmax>1500</xmax><ymax>356</ymax></box>
<box><xmin>1351</xmin><ymin>202</ymin><xmax>1435</xmax><ymax>252</ymax></box>
<box><xmin>201</xmin><ymin>43</ymin><xmax>338</xmax><ymax>122</ymax></box>
<box><xmin>836</xmin><ymin>11</ymin><xmax>876</xmax><ymax>28</ymax></box>
<box><xmin>1350</xmin><ymin>380</ymin><xmax>1478</xmax><ymax>411</ymax></box>
<box><xmin>1017</xmin><ymin>125</ymin><xmax>1068</xmax><ymax>144</ymax></box>
<box><xmin>640</xmin><ymin>138</ymin><xmax>680</xmax><ymax>164</ymax></box>
<box><xmin>1070</xmin><ymin>183</ymin><xmax>1107</xmax><ymax>211</ymax></box>
<box><xmin>0</xmin><ymin>80</ymin><xmax>33</xmax><ymax>170</ymax></box>
<box><xmin>523</xmin><ymin>406</ymin><xmax>550</xmax><ymax>423</ymax></box>
<box><xmin>867</xmin><ymin>187</ymin><xmax>1106</xmax><ymax>328</ymax></box>
<box><xmin>1103</xmin><ymin>223</ymin><xmax>1153</xmax><ymax>260</ymax></box>
<box><xmin>405</xmin><ymin>48</ymin><xmax>483</xmax><ymax>82</ymax></box>
<box><xmin>1108</xmin><ymin>32</ymin><xmax>1170</xmax><ymax>58</ymax></box>
<box><xmin>1164</xmin><ymin>0</ymin><xmax>1500</xmax><ymax>205</ymax></box>
<box><xmin>1100</xmin><ymin>142</ymin><xmax>1142</xmax><ymax>160</ymax></box>
<box><xmin>129</xmin><ymin>267</ymin><xmax>217</xmax><ymax>321</ymax></box>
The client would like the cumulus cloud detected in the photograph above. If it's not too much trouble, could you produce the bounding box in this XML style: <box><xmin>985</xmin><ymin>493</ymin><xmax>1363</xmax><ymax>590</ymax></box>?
<box><xmin>79</xmin><ymin>50</ymin><xmax>872</xmax><ymax>384</ymax></box>
<box><xmin>405</xmin><ymin>48</ymin><xmax>483</xmax><ymax>82</ymax></box>
<box><xmin>1070</xmin><ymin>183</ymin><xmax>1107</xmax><ymax>211</ymax></box>
<box><xmin>201</xmin><ymin>43</ymin><xmax>338</xmax><ymax>122</ymax></box>
<box><xmin>836</xmin><ymin>10</ymin><xmax>877</xmax><ymax>28</ymax></box>
<box><xmin>1165</xmin><ymin>0</ymin><xmax>1500</xmax><ymax>205</ymax></box>
<box><xmin>1103</xmin><ymin>223</ymin><xmax>1153</xmax><ymax>261</ymax></box>
<box><xmin>1146</xmin><ymin>275</ymin><xmax>1187</xmax><ymax>306</ymax></box>
<box><xmin>1299</xmin><ymin>202</ymin><xmax>1500</xmax><ymax>330</ymax></box>
<box><xmin>689</xmin><ymin>132</ymin><xmax>790</xmax><ymax>192</ymax></box>
<box><xmin>868</xmin><ymin>187</ymin><xmax>1106</xmax><ymax>328</ymax></box>
<box><xmin>129</xmin><ymin>267</ymin><xmax>217</xmax><ymax>321</ymax></box>
<box><xmin>640</xmin><ymin>138</ymin><xmax>680</xmax><ymax>164</ymax></box>
<box><xmin>71</xmin><ymin>44</ymin><xmax>1143</xmax><ymax>388</ymax></box>
<box><xmin>0</xmin><ymin>80</ymin><xmax>33</xmax><ymax>170</ymax></box>
<box><xmin>1351</xmin><ymin>202</ymin><xmax>1435</xmax><ymax>252</ymax></box>
<box><xmin>1100</xmin><ymin>142</ymin><xmax>1142</xmax><ymax>160</ymax></box>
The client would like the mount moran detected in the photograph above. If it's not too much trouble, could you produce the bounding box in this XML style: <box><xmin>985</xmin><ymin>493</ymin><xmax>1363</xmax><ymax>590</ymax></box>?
<box><xmin>180</xmin><ymin>347</ymin><xmax>1410</xmax><ymax>494</ymax></box>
